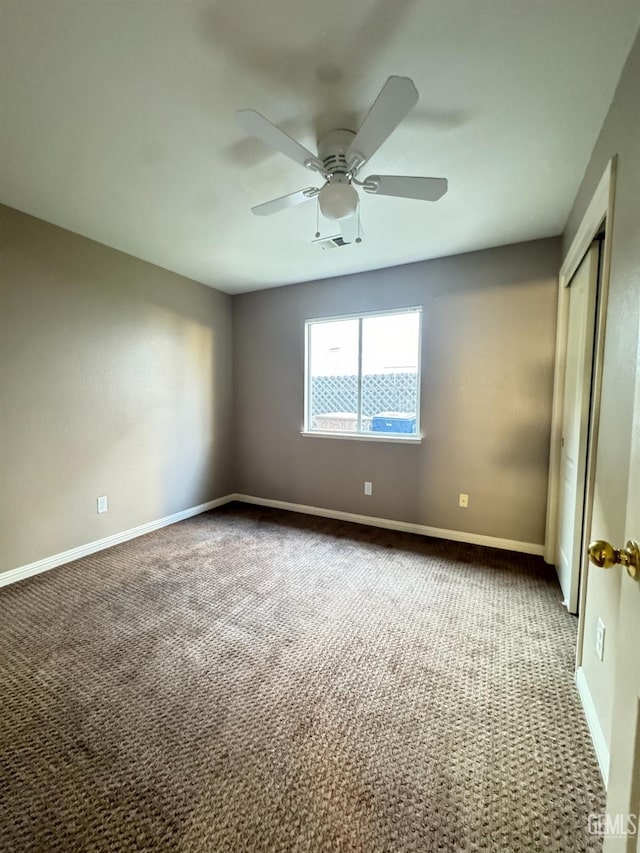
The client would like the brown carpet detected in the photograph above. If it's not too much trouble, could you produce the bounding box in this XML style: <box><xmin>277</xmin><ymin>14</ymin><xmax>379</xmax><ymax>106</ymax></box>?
<box><xmin>0</xmin><ymin>504</ymin><xmax>604</xmax><ymax>852</ymax></box>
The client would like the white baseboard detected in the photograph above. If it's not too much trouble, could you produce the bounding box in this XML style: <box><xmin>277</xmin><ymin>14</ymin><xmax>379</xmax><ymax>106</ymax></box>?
<box><xmin>0</xmin><ymin>494</ymin><xmax>235</xmax><ymax>589</ymax></box>
<box><xmin>576</xmin><ymin>666</ymin><xmax>610</xmax><ymax>786</ymax></box>
<box><xmin>231</xmin><ymin>494</ymin><xmax>544</xmax><ymax>556</ymax></box>
<box><xmin>1</xmin><ymin>492</ymin><xmax>544</xmax><ymax>590</ymax></box>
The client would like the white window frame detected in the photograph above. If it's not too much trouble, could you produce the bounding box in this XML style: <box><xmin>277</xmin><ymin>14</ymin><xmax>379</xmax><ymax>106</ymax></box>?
<box><xmin>303</xmin><ymin>306</ymin><xmax>422</xmax><ymax>442</ymax></box>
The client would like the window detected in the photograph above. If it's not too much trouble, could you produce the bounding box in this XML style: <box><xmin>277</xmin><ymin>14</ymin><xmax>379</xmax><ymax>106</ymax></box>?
<box><xmin>304</xmin><ymin>307</ymin><xmax>421</xmax><ymax>439</ymax></box>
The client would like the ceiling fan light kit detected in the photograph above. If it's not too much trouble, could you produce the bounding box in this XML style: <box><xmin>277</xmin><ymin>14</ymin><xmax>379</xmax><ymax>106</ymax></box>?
<box><xmin>236</xmin><ymin>75</ymin><xmax>448</xmax><ymax>244</ymax></box>
<box><xmin>318</xmin><ymin>177</ymin><xmax>359</xmax><ymax>221</ymax></box>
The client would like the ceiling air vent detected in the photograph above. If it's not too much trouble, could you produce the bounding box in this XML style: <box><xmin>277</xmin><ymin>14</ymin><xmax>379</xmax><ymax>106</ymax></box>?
<box><xmin>312</xmin><ymin>235</ymin><xmax>350</xmax><ymax>250</ymax></box>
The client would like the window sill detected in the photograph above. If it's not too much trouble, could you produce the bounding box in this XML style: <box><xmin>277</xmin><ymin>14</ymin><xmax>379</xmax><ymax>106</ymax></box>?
<box><xmin>301</xmin><ymin>431</ymin><xmax>423</xmax><ymax>445</ymax></box>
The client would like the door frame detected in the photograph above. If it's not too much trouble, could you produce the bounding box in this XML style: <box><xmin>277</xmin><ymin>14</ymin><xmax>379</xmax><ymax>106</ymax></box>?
<box><xmin>544</xmin><ymin>158</ymin><xmax>616</xmax><ymax>626</ymax></box>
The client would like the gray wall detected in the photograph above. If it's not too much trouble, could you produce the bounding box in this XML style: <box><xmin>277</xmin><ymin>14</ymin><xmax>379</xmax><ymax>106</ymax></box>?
<box><xmin>0</xmin><ymin>205</ymin><xmax>234</xmax><ymax>574</ymax></box>
<box><xmin>563</xmin><ymin>30</ymin><xmax>640</xmax><ymax>746</ymax></box>
<box><xmin>233</xmin><ymin>238</ymin><xmax>560</xmax><ymax>546</ymax></box>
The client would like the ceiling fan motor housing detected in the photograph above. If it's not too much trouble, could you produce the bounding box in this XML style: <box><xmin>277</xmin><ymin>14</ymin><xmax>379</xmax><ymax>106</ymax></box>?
<box><xmin>317</xmin><ymin>129</ymin><xmax>357</xmax><ymax>178</ymax></box>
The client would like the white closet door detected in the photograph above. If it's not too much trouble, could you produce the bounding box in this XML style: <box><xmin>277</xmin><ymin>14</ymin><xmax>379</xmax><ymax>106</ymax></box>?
<box><xmin>556</xmin><ymin>243</ymin><xmax>599</xmax><ymax>611</ymax></box>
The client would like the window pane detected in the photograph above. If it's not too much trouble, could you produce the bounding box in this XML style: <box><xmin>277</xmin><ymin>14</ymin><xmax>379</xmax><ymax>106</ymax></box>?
<box><xmin>308</xmin><ymin>319</ymin><xmax>360</xmax><ymax>431</ymax></box>
<box><xmin>361</xmin><ymin>312</ymin><xmax>420</xmax><ymax>435</ymax></box>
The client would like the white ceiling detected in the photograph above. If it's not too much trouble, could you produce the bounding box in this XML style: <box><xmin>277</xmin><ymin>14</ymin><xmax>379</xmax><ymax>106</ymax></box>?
<box><xmin>1</xmin><ymin>1</ymin><xmax>639</xmax><ymax>294</ymax></box>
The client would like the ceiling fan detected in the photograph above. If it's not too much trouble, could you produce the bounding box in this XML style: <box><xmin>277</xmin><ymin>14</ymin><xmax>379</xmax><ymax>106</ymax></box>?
<box><xmin>236</xmin><ymin>76</ymin><xmax>448</xmax><ymax>244</ymax></box>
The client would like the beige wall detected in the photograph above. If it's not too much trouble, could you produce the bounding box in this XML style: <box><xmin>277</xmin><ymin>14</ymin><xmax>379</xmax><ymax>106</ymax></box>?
<box><xmin>233</xmin><ymin>238</ymin><xmax>560</xmax><ymax>546</ymax></box>
<box><xmin>564</xmin><ymin>30</ymin><xmax>640</xmax><ymax>746</ymax></box>
<box><xmin>0</xmin><ymin>205</ymin><xmax>234</xmax><ymax>574</ymax></box>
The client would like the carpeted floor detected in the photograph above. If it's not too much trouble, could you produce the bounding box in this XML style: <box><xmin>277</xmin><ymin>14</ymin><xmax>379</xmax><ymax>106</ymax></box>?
<box><xmin>0</xmin><ymin>504</ymin><xmax>604</xmax><ymax>852</ymax></box>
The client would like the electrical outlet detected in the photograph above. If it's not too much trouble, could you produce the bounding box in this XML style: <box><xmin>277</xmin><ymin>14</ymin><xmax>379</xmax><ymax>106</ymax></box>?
<box><xmin>97</xmin><ymin>495</ymin><xmax>108</xmax><ymax>514</ymax></box>
<box><xmin>459</xmin><ymin>493</ymin><xmax>469</xmax><ymax>508</ymax></box>
<box><xmin>364</xmin><ymin>481</ymin><xmax>373</xmax><ymax>496</ymax></box>
<box><xmin>596</xmin><ymin>618</ymin><xmax>605</xmax><ymax>661</ymax></box>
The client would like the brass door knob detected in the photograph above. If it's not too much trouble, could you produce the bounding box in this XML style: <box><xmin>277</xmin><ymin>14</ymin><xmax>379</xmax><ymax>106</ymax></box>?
<box><xmin>588</xmin><ymin>539</ymin><xmax>640</xmax><ymax>579</ymax></box>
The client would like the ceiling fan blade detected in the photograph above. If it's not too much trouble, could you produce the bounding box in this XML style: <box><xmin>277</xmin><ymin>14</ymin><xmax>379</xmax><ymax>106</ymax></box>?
<box><xmin>340</xmin><ymin>214</ymin><xmax>362</xmax><ymax>244</ymax></box>
<box><xmin>236</xmin><ymin>110</ymin><xmax>323</xmax><ymax>171</ymax></box>
<box><xmin>346</xmin><ymin>76</ymin><xmax>419</xmax><ymax>167</ymax></box>
<box><xmin>363</xmin><ymin>175</ymin><xmax>448</xmax><ymax>202</ymax></box>
<box><xmin>251</xmin><ymin>187</ymin><xmax>320</xmax><ymax>217</ymax></box>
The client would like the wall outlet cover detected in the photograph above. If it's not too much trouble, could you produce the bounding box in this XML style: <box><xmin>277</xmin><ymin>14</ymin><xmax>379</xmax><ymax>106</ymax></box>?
<box><xmin>97</xmin><ymin>496</ymin><xmax>108</xmax><ymax>514</ymax></box>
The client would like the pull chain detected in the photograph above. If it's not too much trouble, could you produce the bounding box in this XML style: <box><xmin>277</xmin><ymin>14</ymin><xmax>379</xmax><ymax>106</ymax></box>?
<box><xmin>315</xmin><ymin>199</ymin><xmax>321</xmax><ymax>239</ymax></box>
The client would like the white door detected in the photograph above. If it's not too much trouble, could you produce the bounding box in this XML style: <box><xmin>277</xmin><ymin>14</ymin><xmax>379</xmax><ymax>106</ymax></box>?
<box><xmin>556</xmin><ymin>243</ymin><xmax>599</xmax><ymax>612</ymax></box>
<box><xmin>599</xmin><ymin>317</ymin><xmax>640</xmax><ymax>852</ymax></box>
